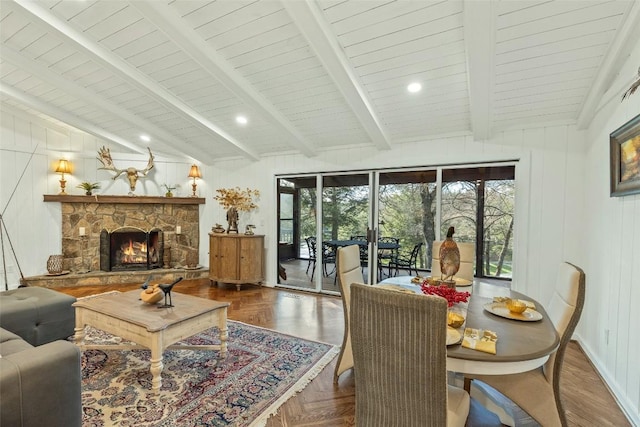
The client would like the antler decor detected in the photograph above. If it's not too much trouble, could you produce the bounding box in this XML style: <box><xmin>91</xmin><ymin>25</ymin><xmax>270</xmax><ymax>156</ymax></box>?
<box><xmin>622</xmin><ymin>66</ymin><xmax>640</xmax><ymax>102</ymax></box>
<box><xmin>97</xmin><ymin>146</ymin><xmax>154</xmax><ymax>193</ymax></box>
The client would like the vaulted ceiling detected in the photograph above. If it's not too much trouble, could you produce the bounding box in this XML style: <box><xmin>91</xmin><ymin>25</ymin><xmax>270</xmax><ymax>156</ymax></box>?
<box><xmin>1</xmin><ymin>0</ymin><xmax>638</xmax><ymax>164</ymax></box>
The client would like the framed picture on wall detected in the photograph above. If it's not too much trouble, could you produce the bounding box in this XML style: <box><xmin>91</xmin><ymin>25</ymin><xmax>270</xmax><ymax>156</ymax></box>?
<box><xmin>610</xmin><ymin>114</ymin><xmax>640</xmax><ymax>197</ymax></box>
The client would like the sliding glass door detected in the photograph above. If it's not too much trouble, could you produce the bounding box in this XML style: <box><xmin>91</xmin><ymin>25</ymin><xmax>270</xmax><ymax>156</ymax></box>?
<box><xmin>276</xmin><ymin>163</ymin><xmax>515</xmax><ymax>293</ymax></box>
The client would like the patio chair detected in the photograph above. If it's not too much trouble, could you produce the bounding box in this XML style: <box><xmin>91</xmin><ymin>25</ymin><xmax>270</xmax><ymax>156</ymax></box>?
<box><xmin>321</xmin><ymin>241</ymin><xmax>337</xmax><ymax>277</ymax></box>
<box><xmin>431</xmin><ymin>241</ymin><xmax>475</xmax><ymax>282</ymax></box>
<box><xmin>334</xmin><ymin>245</ymin><xmax>363</xmax><ymax>382</ymax></box>
<box><xmin>390</xmin><ymin>242</ymin><xmax>423</xmax><ymax>277</ymax></box>
<box><xmin>464</xmin><ymin>262</ymin><xmax>586</xmax><ymax>427</ymax></box>
<box><xmin>350</xmin><ymin>283</ymin><xmax>470</xmax><ymax>426</ymax></box>
<box><xmin>304</xmin><ymin>236</ymin><xmax>317</xmax><ymax>280</ymax></box>
<box><xmin>377</xmin><ymin>236</ymin><xmax>399</xmax><ymax>278</ymax></box>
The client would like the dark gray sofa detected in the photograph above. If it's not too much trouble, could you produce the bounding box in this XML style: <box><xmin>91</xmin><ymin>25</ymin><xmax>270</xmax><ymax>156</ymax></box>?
<box><xmin>0</xmin><ymin>328</ymin><xmax>82</xmax><ymax>427</ymax></box>
<box><xmin>0</xmin><ymin>287</ymin><xmax>81</xmax><ymax>427</ymax></box>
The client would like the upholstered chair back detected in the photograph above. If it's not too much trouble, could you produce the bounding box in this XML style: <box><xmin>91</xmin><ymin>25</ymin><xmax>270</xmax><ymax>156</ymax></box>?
<box><xmin>334</xmin><ymin>245</ymin><xmax>363</xmax><ymax>382</ymax></box>
<box><xmin>431</xmin><ymin>241</ymin><xmax>475</xmax><ymax>281</ymax></box>
<box><xmin>350</xmin><ymin>283</ymin><xmax>469</xmax><ymax>426</ymax></box>
<box><xmin>543</xmin><ymin>262</ymin><xmax>586</xmax><ymax>386</ymax></box>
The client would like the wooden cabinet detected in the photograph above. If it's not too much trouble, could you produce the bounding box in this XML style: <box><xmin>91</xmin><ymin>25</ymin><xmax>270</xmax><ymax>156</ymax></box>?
<box><xmin>209</xmin><ymin>233</ymin><xmax>264</xmax><ymax>290</ymax></box>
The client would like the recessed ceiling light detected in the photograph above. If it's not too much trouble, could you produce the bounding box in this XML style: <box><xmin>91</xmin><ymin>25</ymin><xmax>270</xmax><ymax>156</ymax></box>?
<box><xmin>139</xmin><ymin>134</ymin><xmax>151</xmax><ymax>142</ymax></box>
<box><xmin>236</xmin><ymin>115</ymin><xmax>248</xmax><ymax>125</ymax></box>
<box><xmin>407</xmin><ymin>82</ymin><xmax>422</xmax><ymax>93</ymax></box>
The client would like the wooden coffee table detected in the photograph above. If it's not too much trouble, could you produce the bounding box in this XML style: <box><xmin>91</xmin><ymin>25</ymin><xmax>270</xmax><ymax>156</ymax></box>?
<box><xmin>73</xmin><ymin>290</ymin><xmax>230</xmax><ymax>392</ymax></box>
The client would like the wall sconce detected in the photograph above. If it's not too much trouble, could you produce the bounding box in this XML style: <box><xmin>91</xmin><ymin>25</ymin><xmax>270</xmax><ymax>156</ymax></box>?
<box><xmin>55</xmin><ymin>159</ymin><xmax>71</xmax><ymax>195</ymax></box>
<box><xmin>188</xmin><ymin>164</ymin><xmax>202</xmax><ymax>197</ymax></box>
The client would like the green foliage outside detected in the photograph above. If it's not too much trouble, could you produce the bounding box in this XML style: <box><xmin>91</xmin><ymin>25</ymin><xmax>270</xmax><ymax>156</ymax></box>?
<box><xmin>296</xmin><ymin>177</ymin><xmax>514</xmax><ymax>278</ymax></box>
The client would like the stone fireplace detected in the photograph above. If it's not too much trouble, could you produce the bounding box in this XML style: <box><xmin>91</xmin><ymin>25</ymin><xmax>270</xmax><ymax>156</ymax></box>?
<box><xmin>43</xmin><ymin>195</ymin><xmax>205</xmax><ymax>274</ymax></box>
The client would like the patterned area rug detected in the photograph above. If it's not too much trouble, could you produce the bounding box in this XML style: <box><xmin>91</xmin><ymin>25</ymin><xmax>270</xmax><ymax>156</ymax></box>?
<box><xmin>79</xmin><ymin>321</ymin><xmax>339</xmax><ymax>426</ymax></box>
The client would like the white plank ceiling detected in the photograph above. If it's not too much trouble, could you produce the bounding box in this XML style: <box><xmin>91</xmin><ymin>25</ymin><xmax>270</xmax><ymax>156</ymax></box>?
<box><xmin>1</xmin><ymin>0</ymin><xmax>638</xmax><ymax>163</ymax></box>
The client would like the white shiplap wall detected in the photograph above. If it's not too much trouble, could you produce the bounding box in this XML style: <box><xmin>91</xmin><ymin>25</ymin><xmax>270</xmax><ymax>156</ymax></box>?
<box><xmin>581</xmin><ymin>36</ymin><xmax>640</xmax><ymax>424</ymax></box>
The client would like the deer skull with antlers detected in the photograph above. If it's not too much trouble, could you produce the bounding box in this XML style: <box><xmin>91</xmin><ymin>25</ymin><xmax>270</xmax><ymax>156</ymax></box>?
<box><xmin>97</xmin><ymin>146</ymin><xmax>155</xmax><ymax>193</ymax></box>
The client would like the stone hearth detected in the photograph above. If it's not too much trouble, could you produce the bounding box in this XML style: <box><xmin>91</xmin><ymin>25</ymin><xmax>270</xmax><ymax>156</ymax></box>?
<box><xmin>21</xmin><ymin>267</ymin><xmax>208</xmax><ymax>288</ymax></box>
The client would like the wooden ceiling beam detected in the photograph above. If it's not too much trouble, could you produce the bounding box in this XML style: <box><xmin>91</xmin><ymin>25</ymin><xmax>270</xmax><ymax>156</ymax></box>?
<box><xmin>463</xmin><ymin>0</ymin><xmax>495</xmax><ymax>141</ymax></box>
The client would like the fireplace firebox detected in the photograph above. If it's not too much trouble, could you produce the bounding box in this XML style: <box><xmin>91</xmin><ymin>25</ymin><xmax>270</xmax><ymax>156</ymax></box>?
<box><xmin>100</xmin><ymin>227</ymin><xmax>163</xmax><ymax>271</ymax></box>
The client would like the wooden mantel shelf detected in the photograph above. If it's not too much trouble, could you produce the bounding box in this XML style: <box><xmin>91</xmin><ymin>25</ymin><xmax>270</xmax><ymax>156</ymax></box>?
<box><xmin>43</xmin><ymin>195</ymin><xmax>205</xmax><ymax>205</ymax></box>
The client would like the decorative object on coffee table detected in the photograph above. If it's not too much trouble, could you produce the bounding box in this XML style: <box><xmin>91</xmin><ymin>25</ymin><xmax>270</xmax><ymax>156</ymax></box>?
<box><xmin>157</xmin><ymin>277</ymin><xmax>183</xmax><ymax>308</ymax></box>
<box><xmin>140</xmin><ymin>284</ymin><xmax>163</xmax><ymax>304</ymax></box>
<box><xmin>213</xmin><ymin>187</ymin><xmax>260</xmax><ymax>234</ymax></box>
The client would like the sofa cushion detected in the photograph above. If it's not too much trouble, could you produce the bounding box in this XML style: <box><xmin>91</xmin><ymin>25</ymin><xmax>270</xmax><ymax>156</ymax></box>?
<box><xmin>0</xmin><ymin>287</ymin><xmax>76</xmax><ymax>346</ymax></box>
<box><xmin>1</xmin><ymin>339</ymin><xmax>82</xmax><ymax>427</ymax></box>
<box><xmin>0</xmin><ymin>328</ymin><xmax>34</xmax><ymax>356</ymax></box>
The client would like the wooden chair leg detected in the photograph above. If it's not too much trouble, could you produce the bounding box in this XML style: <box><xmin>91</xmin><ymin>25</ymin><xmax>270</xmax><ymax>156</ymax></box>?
<box><xmin>464</xmin><ymin>377</ymin><xmax>472</xmax><ymax>393</ymax></box>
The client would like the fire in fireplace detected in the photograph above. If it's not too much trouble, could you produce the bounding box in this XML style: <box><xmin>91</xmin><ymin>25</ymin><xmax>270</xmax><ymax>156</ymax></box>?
<box><xmin>100</xmin><ymin>227</ymin><xmax>163</xmax><ymax>271</ymax></box>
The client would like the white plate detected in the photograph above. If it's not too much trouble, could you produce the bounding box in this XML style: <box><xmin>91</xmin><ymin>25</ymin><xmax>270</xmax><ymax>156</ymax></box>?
<box><xmin>483</xmin><ymin>302</ymin><xmax>543</xmax><ymax>322</ymax></box>
<box><xmin>447</xmin><ymin>327</ymin><xmax>462</xmax><ymax>345</ymax></box>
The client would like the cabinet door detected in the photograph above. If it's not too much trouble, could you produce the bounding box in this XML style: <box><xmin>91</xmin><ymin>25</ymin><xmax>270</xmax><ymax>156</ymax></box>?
<box><xmin>239</xmin><ymin>237</ymin><xmax>263</xmax><ymax>282</ymax></box>
<box><xmin>209</xmin><ymin>235</ymin><xmax>221</xmax><ymax>279</ymax></box>
<box><xmin>219</xmin><ymin>237</ymin><xmax>239</xmax><ymax>280</ymax></box>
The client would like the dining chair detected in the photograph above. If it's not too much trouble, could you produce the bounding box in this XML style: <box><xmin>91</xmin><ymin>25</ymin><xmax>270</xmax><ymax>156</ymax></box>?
<box><xmin>350</xmin><ymin>235</ymin><xmax>369</xmax><ymax>272</ymax></box>
<box><xmin>350</xmin><ymin>283</ymin><xmax>470</xmax><ymax>427</ymax></box>
<box><xmin>333</xmin><ymin>245</ymin><xmax>363</xmax><ymax>383</ymax></box>
<box><xmin>304</xmin><ymin>236</ymin><xmax>317</xmax><ymax>280</ymax></box>
<box><xmin>390</xmin><ymin>242</ymin><xmax>423</xmax><ymax>276</ymax></box>
<box><xmin>464</xmin><ymin>262</ymin><xmax>586</xmax><ymax>427</ymax></box>
<box><xmin>431</xmin><ymin>241</ymin><xmax>475</xmax><ymax>281</ymax></box>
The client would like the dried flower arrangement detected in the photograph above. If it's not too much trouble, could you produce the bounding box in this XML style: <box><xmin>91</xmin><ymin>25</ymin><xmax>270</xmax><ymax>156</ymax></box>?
<box><xmin>214</xmin><ymin>187</ymin><xmax>260</xmax><ymax>212</ymax></box>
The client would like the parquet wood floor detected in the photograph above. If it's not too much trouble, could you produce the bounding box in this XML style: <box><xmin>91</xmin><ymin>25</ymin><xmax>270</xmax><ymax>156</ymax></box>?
<box><xmin>57</xmin><ymin>279</ymin><xmax>630</xmax><ymax>427</ymax></box>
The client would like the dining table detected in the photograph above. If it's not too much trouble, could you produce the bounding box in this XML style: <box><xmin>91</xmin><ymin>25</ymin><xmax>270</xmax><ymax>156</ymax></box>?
<box><xmin>376</xmin><ymin>276</ymin><xmax>560</xmax><ymax>376</ymax></box>
<box><xmin>328</xmin><ymin>239</ymin><xmax>401</xmax><ymax>280</ymax></box>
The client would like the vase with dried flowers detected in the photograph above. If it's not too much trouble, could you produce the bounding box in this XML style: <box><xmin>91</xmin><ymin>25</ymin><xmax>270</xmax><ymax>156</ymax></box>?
<box><xmin>214</xmin><ymin>187</ymin><xmax>260</xmax><ymax>233</ymax></box>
